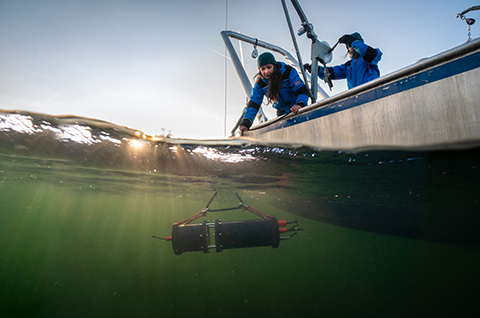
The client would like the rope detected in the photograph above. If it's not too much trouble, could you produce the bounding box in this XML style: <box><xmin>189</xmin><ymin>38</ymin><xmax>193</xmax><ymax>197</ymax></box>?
<box><xmin>173</xmin><ymin>192</ymin><xmax>275</xmax><ymax>225</ymax></box>
<box><xmin>243</xmin><ymin>206</ymin><xmax>276</xmax><ymax>220</ymax></box>
<box><xmin>173</xmin><ymin>210</ymin><xmax>207</xmax><ymax>226</ymax></box>
<box><xmin>208</xmin><ymin>206</ymin><xmax>244</xmax><ymax>212</ymax></box>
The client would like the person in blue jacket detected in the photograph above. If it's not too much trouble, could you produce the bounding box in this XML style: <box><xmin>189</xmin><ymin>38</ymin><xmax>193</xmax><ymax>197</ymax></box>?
<box><xmin>305</xmin><ymin>32</ymin><xmax>382</xmax><ymax>89</ymax></box>
<box><xmin>239</xmin><ymin>52</ymin><xmax>309</xmax><ymax>132</ymax></box>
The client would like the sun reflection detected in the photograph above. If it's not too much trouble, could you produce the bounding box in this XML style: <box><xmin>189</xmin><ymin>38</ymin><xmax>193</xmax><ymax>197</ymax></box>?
<box><xmin>129</xmin><ymin>139</ymin><xmax>144</xmax><ymax>148</ymax></box>
<box><xmin>0</xmin><ymin>113</ymin><xmax>126</xmax><ymax>145</ymax></box>
<box><xmin>192</xmin><ymin>146</ymin><xmax>255</xmax><ymax>163</ymax></box>
<box><xmin>55</xmin><ymin>125</ymin><xmax>100</xmax><ymax>144</ymax></box>
<box><xmin>0</xmin><ymin>114</ymin><xmax>42</xmax><ymax>134</ymax></box>
<box><xmin>134</xmin><ymin>131</ymin><xmax>148</xmax><ymax>139</ymax></box>
<box><xmin>98</xmin><ymin>133</ymin><xmax>122</xmax><ymax>144</ymax></box>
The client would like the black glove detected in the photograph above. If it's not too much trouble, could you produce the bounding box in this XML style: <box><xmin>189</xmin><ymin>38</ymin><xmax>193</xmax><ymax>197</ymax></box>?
<box><xmin>303</xmin><ymin>63</ymin><xmax>311</xmax><ymax>73</ymax></box>
<box><xmin>239</xmin><ymin>118</ymin><xmax>252</xmax><ymax>129</ymax></box>
<box><xmin>338</xmin><ymin>34</ymin><xmax>355</xmax><ymax>47</ymax></box>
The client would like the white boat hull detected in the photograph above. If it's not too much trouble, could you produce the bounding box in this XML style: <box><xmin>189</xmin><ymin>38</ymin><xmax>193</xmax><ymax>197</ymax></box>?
<box><xmin>243</xmin><ymin>39</ymin><xmax>480</xmax><ymax>150</ymax></box>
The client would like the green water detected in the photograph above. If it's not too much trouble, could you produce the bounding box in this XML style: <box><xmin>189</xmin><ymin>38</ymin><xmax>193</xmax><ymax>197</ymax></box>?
<box><xmin>1</xmin><ymin>111</ymin><xmax>480</xmax><ymax>317</ymax></box>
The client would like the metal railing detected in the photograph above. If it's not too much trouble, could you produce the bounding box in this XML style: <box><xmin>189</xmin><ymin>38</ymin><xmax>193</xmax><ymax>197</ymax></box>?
<box><xmin>222</xmin><ymin>0</ymin><xmax>334</xmax><ymax>136</ymax></box>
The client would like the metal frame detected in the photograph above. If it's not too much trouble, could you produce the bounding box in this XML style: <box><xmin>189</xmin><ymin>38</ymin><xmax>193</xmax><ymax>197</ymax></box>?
<box><xmin>222</xmin><ymin>0</ymin><xmax>335</xmax><ymax>135</ymax></box>
<box><xmin>221</xmin><ymin>30</ymin><xmax>330</xmax><ymax>135</ymax></box>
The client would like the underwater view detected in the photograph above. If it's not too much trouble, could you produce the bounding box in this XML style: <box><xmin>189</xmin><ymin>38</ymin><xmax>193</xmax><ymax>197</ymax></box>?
<box><xmin>1</xmin><ymin>110</ymin><xmax>480</xmax><ymax>317</ymax></box>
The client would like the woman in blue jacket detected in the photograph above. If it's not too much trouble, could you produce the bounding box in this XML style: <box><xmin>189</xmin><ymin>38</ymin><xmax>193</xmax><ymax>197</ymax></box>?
<box><xmin>306</xmin><ymin>32</ymin><xmax>382</xmax><ymax>89</ymax></box>
<box><xmin>239</xmin><ymin>52</ymin><xmax>309</xmax><ymax>132</ymax></box>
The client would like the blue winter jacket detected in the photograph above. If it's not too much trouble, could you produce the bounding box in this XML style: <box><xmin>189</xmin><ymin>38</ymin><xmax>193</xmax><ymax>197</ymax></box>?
<box><xmin>320</xmin><ymin>40</ymin><xmax>382</xmax><ymax>89</ymax></box>
<box><xmin>240</xmin><ymin>62</ymin><xmax>309</xmax><ymax>129</ymax></box>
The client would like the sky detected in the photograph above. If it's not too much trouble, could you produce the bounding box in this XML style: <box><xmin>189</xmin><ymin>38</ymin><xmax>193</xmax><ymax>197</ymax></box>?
<box><xmin>1</xmin><ymin>0</ymin><xmax>479</xmax><ymax>139</ymax></box>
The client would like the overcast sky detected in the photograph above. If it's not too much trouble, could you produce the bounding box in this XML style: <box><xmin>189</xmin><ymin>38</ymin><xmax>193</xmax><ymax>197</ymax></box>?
<box><xmin>1</xmin><ymin>0</ymin><xmax>478</xmax><ymax>139</ymax></box>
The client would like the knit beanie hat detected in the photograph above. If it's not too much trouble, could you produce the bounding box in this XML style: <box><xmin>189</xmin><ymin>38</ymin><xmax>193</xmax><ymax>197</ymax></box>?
<box><xmin>257</xmin><ymin>52</ymin><xmax>276</xmax><ymax>69</ymax></box>
<box><xmin>350</xmin><ymin>32</ymin><xmax>364</xmax><ymax>43</ymax></box>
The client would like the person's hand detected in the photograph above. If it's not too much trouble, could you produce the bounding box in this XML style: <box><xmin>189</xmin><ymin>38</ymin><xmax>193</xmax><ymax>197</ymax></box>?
<box><xmin>303</xmin><ymin>63</ymin><xmax>311</xmax><ymax>73</ymax></box>
<box><xmin>239</xmin><ymin>125</ymin><xmax>248</xmax><ymax>132</ymax></box>
<box><xmin>290</xmin><ymin>105</ymin><xmax>302</xmax><ymax>114</ymax></box>
<box><xmin>338</xmin><ymin>34</ymin><xmax>355</xmax><ymax>47</ymax></box>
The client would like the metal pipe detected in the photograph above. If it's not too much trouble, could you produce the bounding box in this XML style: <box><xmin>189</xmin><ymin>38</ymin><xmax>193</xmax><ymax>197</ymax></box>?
<box><xmin>221</xmin><ymin>30</ymin><xmax>300</xmax><ymax>71</ymax></box>
<box><xmin>281</xmin><ymin>0</ymin><xmax>313</xmax><ymax>101</ymax></box>
<box><xmin>290</xmin><ymin>0</ymin><xmax>309</xmax><ymax>25</ymax></box>
<box><xmin>220</xmin><ymin>31</ymin><xmax>253</xmax><ymax>97</ymax></box>
<box><xmin>221</xmin><ymin>31</ymin><xmax>268</xmax><ymax>126</ymax></box>
<box><xmin>458</xmin><ymin>5</ymin><xmax>480</xmax><ymax>17</ymax></box>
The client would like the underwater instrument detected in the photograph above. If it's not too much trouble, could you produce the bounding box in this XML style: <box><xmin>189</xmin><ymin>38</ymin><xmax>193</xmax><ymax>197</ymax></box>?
<box><xmin>153</xmin><ymin>191</ymin><xmax>302</xmax><ymax>255</ymax></box>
